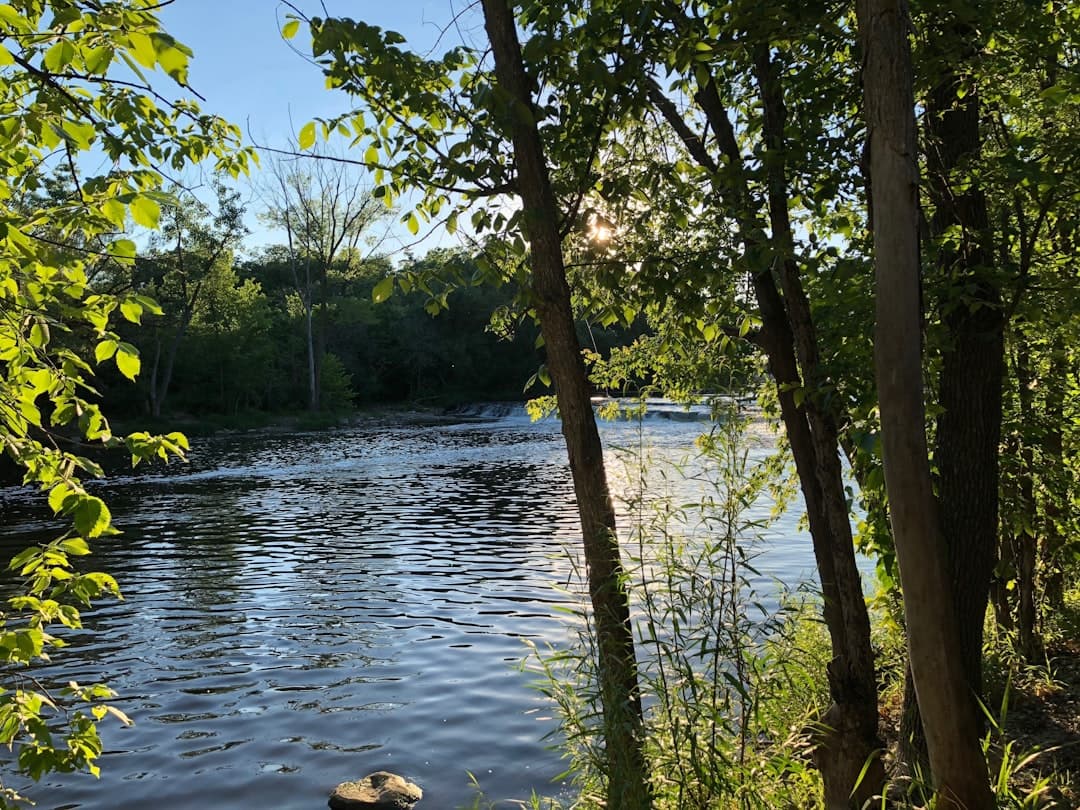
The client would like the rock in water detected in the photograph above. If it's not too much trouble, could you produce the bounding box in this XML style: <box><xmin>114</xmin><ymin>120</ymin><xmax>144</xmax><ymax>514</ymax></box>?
<box><xmin>328</xmin><ymin>771</ymin><xmax>423</xmax><ymax>809</ymax></box>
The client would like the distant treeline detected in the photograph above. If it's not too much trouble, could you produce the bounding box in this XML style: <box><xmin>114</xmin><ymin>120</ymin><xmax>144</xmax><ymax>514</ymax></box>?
<box><xmin>98</xmin><ymin>243</ymin><xmax>644</xmax><ymax>419</ymax></box>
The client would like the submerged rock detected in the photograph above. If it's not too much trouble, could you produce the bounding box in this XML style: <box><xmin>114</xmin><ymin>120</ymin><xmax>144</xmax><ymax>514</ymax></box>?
<box><xmin>328</xmin><ymin>771</ymin><xmax>423</xmax><ymax>809</ymax></box>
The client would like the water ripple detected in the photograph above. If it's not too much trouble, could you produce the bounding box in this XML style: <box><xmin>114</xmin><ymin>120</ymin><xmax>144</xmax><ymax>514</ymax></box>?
<box><xmin>0</xmin><ymin>414</ymin><xmax>823</xmax><ymax>809</ymax></box>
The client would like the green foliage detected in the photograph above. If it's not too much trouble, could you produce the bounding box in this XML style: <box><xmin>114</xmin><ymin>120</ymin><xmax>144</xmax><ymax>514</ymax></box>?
<box><xmin>0</xmin><ymin>0</ymin><xmax>251</xmax><ymax>802</ymax></box>
<box><xmin>203</xmin><ymin>247</ymin><xmax>552</xmax><ymax>411</ymax></box>
<box><xmin>317</xmin><ymin>352</ymin><xmax>354</xmax><ymax>410</ymax></box>
<box><xmin>526</xmin><ymin>408</ymin><xmax>826</xmax><ymax>808</ymax></box>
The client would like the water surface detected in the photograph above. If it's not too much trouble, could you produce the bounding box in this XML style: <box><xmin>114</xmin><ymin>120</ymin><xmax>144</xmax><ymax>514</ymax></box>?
<box><xmin>0</xmin><ymin>407</ymin><xmax>818</xmax><ymax>809</ymax></box>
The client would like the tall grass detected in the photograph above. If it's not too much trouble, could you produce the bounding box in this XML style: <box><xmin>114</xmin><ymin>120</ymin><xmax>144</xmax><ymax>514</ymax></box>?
<box><xmin>523</xmin><ymin>404</ymin><xmax>829</xmax><ymax>809</ymax></box>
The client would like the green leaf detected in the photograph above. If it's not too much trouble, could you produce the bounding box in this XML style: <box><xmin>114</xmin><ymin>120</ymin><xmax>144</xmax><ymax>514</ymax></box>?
<box><xmin>0</xmin><ymin>4</ymin><xmax>30</xmax><ymax>31</ymax></box>
<box><xmin>101</xmin><ymin>197</ymin><xmax>127</xmax><ymax>228</ymax></box>
<box><xmin>73</xmin><ymin>496</ymin><xmax>111</xmax><ymax>539</ymax></box>
<box><xmin>84</xmin><ymin>45</ymin><xmax>112</xmax><ymax>75</ymax></box>
<box><xmin>127</xmin><ymin>32</ymin><xmax>157</xmax><ymax>68</ymax></box>
<box><xmin>298</xmin><ymin>121</ymin><xmax>316</xmax><ymax>150</ymax></box>
<box><xmin>43</xmin><ymin>39</ymin><xmax>76</xmax><ymax>71</ymax></box>
<box><xmin>108</xmin><ymin>239</ymin><xmax>137</xmax><ymax>263</ymax></box>
<box><xmin>60</xmin><ymin>538</ymin><xmax>91</xmax><ymax>556</ymax></box>
<box><xmin>48</xmin><ymin>483</ymin><xmax>73</xmax><ymax>514</ymax></box>
<box><xmin>8</xmin><ymin>546</ymin><xmax>39</xmax><ymax>573</ymax></box>
<box><xmin>406</xmin><ymin>212</ymin><xmax>420</xmax><ymax>236</ymax></box>
<box><xmin>282</xmin><ymin>19</ymin><xmax>300</xmax><ymax>40</ymax></box>
<box><xmin>129</xmin><ymin>195</ymin><xmax>160</xmax><ymax>229</ymax></box>
<box><xmin>134</xmin><ymin>294</ymin><xmax>164</xmax><ymax>316</ymax></box>
<box><xmin>26</xmin><ymin>368</ymin><xmax>51</xmax><ymax>394</ymax></box>
<box><xmin>29</xmin><ymin>321</ymin><xmax>49</xmax><ymax>347</ymax></box>
<box><xmin>120</xmin><ymin>299</ymin><xmax>143</xmax><ymax>324</ymax></box>
<box><xmin>95</xmin><ymin>339</ymin><xmax>118</xmax><ymax>363</ymax></box>
<box><xmin>372</xmin><ymin>276</ymin><xmax>394</xmax><ymax>303</ymax></box>
<box><xmin>115</xmin><ymin>343</ymin><xmax>141</xmax><ymax>380</ymax></box>
<box><xmin>154</xmin><ymin>40</ymin><xmax>188</xmax><ymax>82</ymax></box>
<box><xmin>60</xmin><ymin>119</ymin><xmax>96</xmax><ymax>150</ymax></box>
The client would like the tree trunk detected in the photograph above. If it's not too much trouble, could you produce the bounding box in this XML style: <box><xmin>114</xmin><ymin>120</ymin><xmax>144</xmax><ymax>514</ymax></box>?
<box><xmin>306</xmin><ymin>294</ymin><xmax>318</xmax><ymax>411</ymax></box>
<box><xmin>315</xmin><ymin>260</ymin><xmax>329</xmax><ymax>408</ymax></box>
<box><xmin>154</xmin><ymin>310</ymin><xmax>194</xmax><ymax>419</ymax></box>
<box><xmin>480</xmin><ymin>2</ymin><xmax>651</xmax><ymax>807</ymax></box>
<box><xmin>992</xmin><ymin>490</ymin><xmax>1016</xmax><ymax>633</ymax></box>
<box><xmin>1013</xmin><ymin>336</ymin><xmax>1042</xmax><ymax>661</ymax></box>
<box><xmin>857</xmin><ymin>2</ymin><xmax>993</xmax><ymax>806</ymax></box>
<box><xmin>753</xmin><ymin>47</ymin><xmax>883</xmax><ymax>809</ymax></box>
<box><xmin>1042</xmin><ymin>338</ymin><xmax>1067</xmax><ymax>610</ymax></box>
<box><xmin>900</xmin><ymin>9</ymin><xmax>1004</xmax><ymax>777</ymax></box>
<box><xmin>755</xmin><ymin>295</ymin><xmax>883</xmax><ymax>810</ymax></box>
<box><xmin>645</xmin><ymin>20</ymin><xmax>882</xmax><ymax>805</ymax></box>
<box><xmin>148</xmin><ymin>335</ymin><xmax>163</xmax><ymax>417</ymax></box>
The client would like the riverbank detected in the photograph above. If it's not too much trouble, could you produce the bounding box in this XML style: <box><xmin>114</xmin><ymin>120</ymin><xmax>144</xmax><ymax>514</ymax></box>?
<box><xmin>112</xmin><ymin>403</ymin><xmax>464</xmax><ymax>438</ymax></box>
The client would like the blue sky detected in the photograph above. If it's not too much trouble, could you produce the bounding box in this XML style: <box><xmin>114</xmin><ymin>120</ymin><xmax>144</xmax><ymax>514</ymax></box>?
<box><xmin>157</xmin><ymin>1</ymin><xmax>456</xmax><ymax>148</ymax></box>
<box><xmin>153</xmin><ymin>2</ymin><xmax>473</xmax><ymax>255</ymax></box>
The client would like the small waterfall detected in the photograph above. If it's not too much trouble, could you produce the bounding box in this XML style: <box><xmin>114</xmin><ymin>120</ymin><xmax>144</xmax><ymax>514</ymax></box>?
<box><xmin>446</xmin><ymin>397</ymin><xmax>750</xmax><ymax>424</ymax></box>
<box><xmin>444</xmin><ymin>402</ymin><xmax>530</xmax><ymax>421</ymax></box>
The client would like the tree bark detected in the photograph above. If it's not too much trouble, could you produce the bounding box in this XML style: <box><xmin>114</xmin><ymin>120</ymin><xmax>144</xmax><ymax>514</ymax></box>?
<box><xmin>1042</xmin><ymin>338</ymin><xmax>1067</xmax><ymax>611</ymax></box>
<box><xmin>752</xmin><ymin>47</ymin><xmax>884</xmax><ymax>809</ymax></box>
<box><xmin>650</xmin><ymin>34</ymin><xmax>883</xmax><ymax>805</ymax></box>
<box><xmin>480</xmin><ymin>2</ymin><xmax>651</xmax><ymax>807</ymax></box>
<box><xmin>900</xmin><ymin>9</ymin><xmax>1005</xmax><ymax>771</ymax></box>
<box><xmin>1013</xmin><ymin>335</ymin><xmax>1041</xmax><ymax>661</ymax></box>
<box><xmin>857</xmin><ymin>2</ymin><xmax>994</xmax><ymax>807</ymax></box>
<box><xmin>149</xmin><ymin>334</ymin><xmax>162</xmax><ymax>417</ymax></box>
<box><xmin>153</xmin><ymin>308</ymin><xmax>194</xmax><ymax>418</ymax></box>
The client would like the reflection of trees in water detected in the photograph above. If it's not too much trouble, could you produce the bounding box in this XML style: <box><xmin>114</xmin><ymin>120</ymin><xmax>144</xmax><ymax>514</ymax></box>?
<box><xmin>0</xmin><ymin>424</ymin><xmax>629</xmax><ymax>685</ymax></box>
<box><xmin>419</xmin><ymin>460</ymin><xmax>578</xmax><ymax>541</ymax></box>
<box><xmin>0</xmin><ymin>422</ymin><xmax>713</xmax><ymax>808</ymax></box>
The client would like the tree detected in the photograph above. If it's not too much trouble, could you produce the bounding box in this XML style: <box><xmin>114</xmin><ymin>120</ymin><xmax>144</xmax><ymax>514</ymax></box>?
<box><xmin>896</xmin><ymin>0</ymin><xmax>1080</xmax><ymax>773</ymax></box>
<box><xmin>167</xmin><ymin>265</ymin><xmax>276</xmax><ymax>414</ymax></box>
<box><xmin>480</xmin><ymin>2</ymin><xmax>651</xmax><ymax>805</ymax></box>
<box><xmin>260</xmin><ymin>147</ymin><xmax>389</xmax><ymax>411</ymax></box>
<box><xmin>0</xmin><ymin>0</ymin><xmax>251</xmax><ymax>803</ymax></box>
<box><xmin>510</xmin><ymin>3</ymin><xmax>885</xmax><ymax>803</ymax></box>
<box><xmin>856</xmin><ymin>0</ymin><xmax>993</xmax><ymax>805</ymax></box>
<box><xmin>138</xmin><ymin>181</ymin><xmax>248</xmax><ymax>417</ymax></box>
<box><xmin>980</xmin><ymin>0</ymin><xmax>1080</xmax><ymax>661</ymax></box>
<box><xmin>291</xmin><ymin>5</ymin><xmax>653</xmax><ymax>804</ymax></box>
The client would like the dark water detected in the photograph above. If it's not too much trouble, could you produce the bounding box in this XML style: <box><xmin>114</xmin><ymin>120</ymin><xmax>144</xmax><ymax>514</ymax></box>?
<box><xmin>0</xmin><ymin>406</ymin><xmax>819</xmax><ymax>809</ymax></box>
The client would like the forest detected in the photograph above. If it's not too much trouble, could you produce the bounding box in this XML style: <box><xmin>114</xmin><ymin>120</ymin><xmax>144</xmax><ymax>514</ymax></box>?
<box><xmin>0</xmin><ymin>1</ymin><xmax>1078</xmax><ymax>809</ymax></box>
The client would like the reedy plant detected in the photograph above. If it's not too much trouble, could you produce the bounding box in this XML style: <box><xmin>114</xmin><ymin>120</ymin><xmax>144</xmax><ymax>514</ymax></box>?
<box><xmin>526</xmin><ymin>403</ymin><xmax>828</xmax><ymax>809</ymax></box>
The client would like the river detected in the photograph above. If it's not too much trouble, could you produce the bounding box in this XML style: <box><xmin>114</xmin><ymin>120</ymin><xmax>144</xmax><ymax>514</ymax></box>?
<box><xmin>0</xmin><ymin>404</ymin><xmax>820</xmax><ymax>809</ymax></box>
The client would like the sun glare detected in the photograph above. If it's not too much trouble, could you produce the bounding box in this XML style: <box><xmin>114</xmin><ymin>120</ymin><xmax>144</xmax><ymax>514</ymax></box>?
<box><xmin>589</xmin><ymin>222</ymin><xmax>614</xmax><ymax>244</ymax></box>
<box><xmin>587</xmin><ymin>214</ymin><xmax>615</xmax><ymax>245</ymax></box>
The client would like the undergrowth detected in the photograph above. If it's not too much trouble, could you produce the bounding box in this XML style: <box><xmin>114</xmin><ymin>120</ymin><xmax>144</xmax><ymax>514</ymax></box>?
<box><xmin>468</xmin><ymin>405</ymin><xmax>1075</xmax><ymax>809</ymax></box>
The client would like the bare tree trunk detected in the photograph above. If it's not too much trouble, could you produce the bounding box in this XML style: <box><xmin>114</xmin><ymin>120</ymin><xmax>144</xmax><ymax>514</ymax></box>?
<box><xmin>858</xmin><ymin>2</ymin><xmax>993</xmax><ymax>807</ymax></box>
<box><xmin>480</xmin><ymin>2</ymin><xmax>651</xmax><ymax>807</ymax></box>
<box><xmin>900</xmin><ymin>10</ymin><xmax>1004</xmax><ymax>773</ymax></box>
<box><xmin>1042</xmin><ymin>338</ymin><xmax>1067</xmax><ymax>610</ymax></box>
<box><xmin>753</xmin><ymin>49</ymin><xmax>884</xmax><ymax>807</ymax></box>
<box><xmin>1013</xmin><ymin>336</ymin><xmax>1042</xmax><ymax>661</ymax></box>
